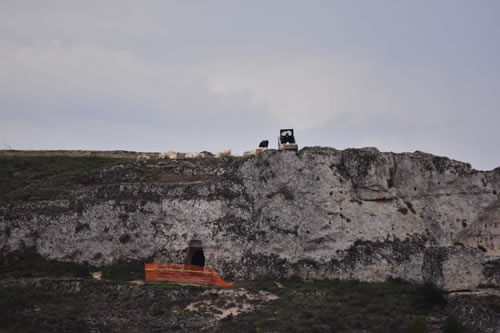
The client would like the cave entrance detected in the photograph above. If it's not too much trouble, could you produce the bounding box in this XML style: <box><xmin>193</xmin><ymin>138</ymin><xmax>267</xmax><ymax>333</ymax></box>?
<box><xmin>185</xmin><ymin>240</ymin><xmax>205</xmax><ymax>267</ymax></box>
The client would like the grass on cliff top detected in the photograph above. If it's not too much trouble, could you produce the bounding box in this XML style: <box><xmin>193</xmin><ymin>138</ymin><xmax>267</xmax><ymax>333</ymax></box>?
<box><xmin>0</xmin><ymin>155</ymin><xmax>132</xmax><ymax>204</ymax></box>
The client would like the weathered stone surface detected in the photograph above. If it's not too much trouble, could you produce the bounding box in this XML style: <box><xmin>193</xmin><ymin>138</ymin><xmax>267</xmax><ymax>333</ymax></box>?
<box><xmin>422</xmin><ymin>245</ymin><xmax>485</xmax><ymax>291</ymax></box>
<box><xmin>447</xmin><ymin>290</ymin><xmax>500</xmax><ymax>333</ymax></box>
<box><xmin>483</xmin><ymin>258</ymin><xmax>500</xmax><ymax>287</ymax></box>
<box><xmin>1</xmin><ymin>147</ymin><xmax>499</xmax><ymax>288</ymax></box>
<box><xmin>458</xmin><ymin>199</ymin><xmax>500</xmax><ymax>254</ymax></box>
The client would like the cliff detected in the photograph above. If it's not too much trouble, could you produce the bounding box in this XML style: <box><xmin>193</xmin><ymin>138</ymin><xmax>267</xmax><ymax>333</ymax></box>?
<box><xmin>1</xmin><ymin>147</ymin><xmax>499</xmax><ymax>291</ymax></box>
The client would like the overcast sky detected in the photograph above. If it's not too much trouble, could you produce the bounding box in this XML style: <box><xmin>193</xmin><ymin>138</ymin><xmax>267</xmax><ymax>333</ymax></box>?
<box><xmin>1</xmin><ymin>1</ymin><xmax>499</xmax><ymax>170</ymax></box>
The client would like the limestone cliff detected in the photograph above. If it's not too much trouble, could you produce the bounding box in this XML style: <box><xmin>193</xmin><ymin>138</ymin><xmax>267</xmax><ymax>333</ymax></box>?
<box><xmin>1</xmin><ymin>147</ymin><xmax>499</xmax><ymax>291</ymax></box>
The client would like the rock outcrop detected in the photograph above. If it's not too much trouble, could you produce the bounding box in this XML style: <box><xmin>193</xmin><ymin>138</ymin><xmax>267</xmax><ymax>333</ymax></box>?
<box><xmin>1</xmin><ymin>147</ymin><xmax>499</xmax><ymax>290</ymax></box>
<box><xmin>422</xmin><ymin>245</ymin><xmax>486</xmax><ymax>291</ymax></box>
<box><xmin>446</xmin><ymin>290</ymin><xmax>500</xmax><ymax>333</ymax></box>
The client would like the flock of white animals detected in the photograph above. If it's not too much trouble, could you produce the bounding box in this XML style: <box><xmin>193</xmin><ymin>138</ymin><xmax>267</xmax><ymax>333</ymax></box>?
<box><xmin>135</xmin><ymin>148</ymin><xmax>269</xmax><ymax>161</ymax></box>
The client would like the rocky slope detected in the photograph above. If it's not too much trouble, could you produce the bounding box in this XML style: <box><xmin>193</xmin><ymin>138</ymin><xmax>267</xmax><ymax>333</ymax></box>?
<box><xmin>1</xmin><ymin>147</ymin><xmax>499</xmax><ymax>291</ymax></box>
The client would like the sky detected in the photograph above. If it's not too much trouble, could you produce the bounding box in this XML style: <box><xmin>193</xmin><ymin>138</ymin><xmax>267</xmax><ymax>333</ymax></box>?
<box><xmin>1</xmin><ymin>1</ymin><xmax>499</xmax><ymax>170</ymax></box>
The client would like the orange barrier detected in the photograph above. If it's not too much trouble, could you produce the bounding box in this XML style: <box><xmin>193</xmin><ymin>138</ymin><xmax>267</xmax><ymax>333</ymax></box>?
<box><xmin>144</xmin><ymin>262</ymin><xmax>234</xmax><ymax>287</ymax></box>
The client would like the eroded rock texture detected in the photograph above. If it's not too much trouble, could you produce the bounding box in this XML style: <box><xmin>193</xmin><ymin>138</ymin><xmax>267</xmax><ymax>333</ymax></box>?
<box><xmin>1</xmin><ymin>147</ymin><xmax>499</xmax><ymax>290</ymax></box>
<box><xmin>447</xmin><ymin>290</ymin><xmax>500</xmax><ymax>333</ymax></box>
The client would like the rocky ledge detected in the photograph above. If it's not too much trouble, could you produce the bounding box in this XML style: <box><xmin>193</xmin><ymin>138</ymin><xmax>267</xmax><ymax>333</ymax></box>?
<box><xmin>0</xmin><ymin>147</ymin><xmax>499</xmax><ymax>291</ymax></box>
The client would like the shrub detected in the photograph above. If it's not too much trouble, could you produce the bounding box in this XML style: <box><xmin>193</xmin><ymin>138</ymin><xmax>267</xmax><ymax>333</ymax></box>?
<box><xmin>421</xmin><ymin>282</ymin><xmax>446</xmax><ymax>307</ymax></box>
<box><xmin>0</xmin><ymin>249</ymin><xmax>93</xmax><ymax>279</ymax></box>
<box><xmin>405</xmin><ymin>317</ymin><xmax>427</xmax><ymax>333</ymax></box>
<box><xmin>150</xmin><ymin>303</ymin><xmax>164</xmax><ymax>316</ymax></box>
<box><xmin>443</xmin><ymin>315</ymin><xmax>464</xmax><ymax>333</ymax></box>
<box><xmin>100</xmin><ymin>260</ymin><xmax>145</xmax><ymax>281</ymax></box>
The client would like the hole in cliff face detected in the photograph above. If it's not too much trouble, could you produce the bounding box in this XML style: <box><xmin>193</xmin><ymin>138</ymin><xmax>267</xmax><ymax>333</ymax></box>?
<box><xmin>185</xmin><ymin>240</ymin><xmax>205</xmax><ymax>267</ymax></box>
<box><xmin>191</xmin><ymin>249</ymin><xmax>205</xmax><ymax>266</ymax></box>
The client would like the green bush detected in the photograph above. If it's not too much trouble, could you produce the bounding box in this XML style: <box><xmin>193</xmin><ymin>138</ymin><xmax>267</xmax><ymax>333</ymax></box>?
<box><xmin>150</xmin><ymin>303</ymin><xmax>164</xmax><ymax>316</ymax></box>
<box><xmin>0</xmin><ymin>249</ymin><xmax>146</xmax><ymax>281</ymax></box>
<box><xmin>0</xmin><ymin>249</ymin><xmax>93</xmax><ymax>279</ymax></box>
<box><xmin>443</xmin><ymin>315</ymin><xmax>464</xmax><ymax>333</ymax></box>
<box><xmin>100</xmin><ymin>260</ymin><xmax>145</xmax><ymax>281</ymax></box>
<box><xmin>421</xmin><ymin>282</ymin><xmax>446</xmax><ymax>307</ymax></box>
<box><xmin>405</xmin><ymin>317</ymin><xmax>427</xmax><ymax>333</ymax></box>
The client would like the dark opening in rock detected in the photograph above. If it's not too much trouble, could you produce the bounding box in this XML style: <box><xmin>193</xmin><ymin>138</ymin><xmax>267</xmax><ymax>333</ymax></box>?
<box><xmin>191</xmin><ymin>249</ymin><xmax>205</xmax><ymax>266</ymax></box>
<box><xmin>185</xmin><ymin>240</ymin><xmax>205</xmax><ymax>267</ymax></box>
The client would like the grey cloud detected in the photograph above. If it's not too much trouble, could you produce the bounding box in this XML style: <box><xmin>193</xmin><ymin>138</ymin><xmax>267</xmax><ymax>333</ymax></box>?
<box><xmin>0</xmin><ymin>1</ymin><xmax>498</xmax><ymax>169</ymax></box>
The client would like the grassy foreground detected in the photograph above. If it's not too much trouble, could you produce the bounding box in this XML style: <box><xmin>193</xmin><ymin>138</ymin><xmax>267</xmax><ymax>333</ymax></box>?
<box><xmin>219</xmin><ymin>279</ymin><xmax>449</xmax><ymax>333</ymax></box>
<box><xmin>0</xmin><ymin>252</ymin><xmax>466</xmax><ymax>333</ymax></box>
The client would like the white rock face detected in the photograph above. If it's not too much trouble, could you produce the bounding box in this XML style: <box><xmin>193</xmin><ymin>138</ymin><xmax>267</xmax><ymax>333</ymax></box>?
<box><xmin>166</xmin><ymin>151</ymin><xmax>178</xmax><ymax>159</ymax></box>
<box><xmin>423</xmin><ymin>246</ymin><xmax>486</xmax><ymax>291</ymax></box>
<box><xmin>1</xmin><ymin>147</ymin><xmax>499</xmax><ymax>290</ymax></box>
